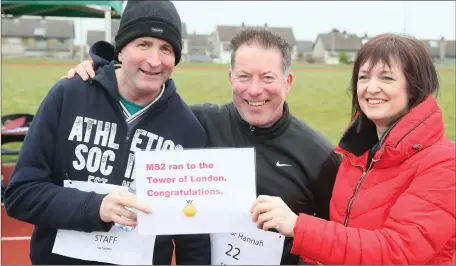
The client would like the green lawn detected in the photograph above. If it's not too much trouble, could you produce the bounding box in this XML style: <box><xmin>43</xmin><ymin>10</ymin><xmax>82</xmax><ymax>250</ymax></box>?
<box><xmin>2</xmin><ymin>58</ymin><xmax>455</xmax><ymax>162</ymax></box>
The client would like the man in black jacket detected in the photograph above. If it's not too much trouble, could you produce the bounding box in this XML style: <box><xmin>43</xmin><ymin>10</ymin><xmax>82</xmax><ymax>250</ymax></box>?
<box><xmin>67</xmin><ymin>28</ymin><xmax>341</xmax><ymax>265</ymax></box>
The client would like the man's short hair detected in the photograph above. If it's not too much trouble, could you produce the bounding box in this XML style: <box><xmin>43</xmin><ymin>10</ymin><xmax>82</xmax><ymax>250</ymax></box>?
<box><xmin>229</xmin><ymin>28</ymin><xmax>292</xmax><ymax>75</ymax></box>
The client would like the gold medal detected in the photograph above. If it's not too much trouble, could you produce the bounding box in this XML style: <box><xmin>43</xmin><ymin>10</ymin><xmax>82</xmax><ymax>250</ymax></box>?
<box><xmin>183</xmin><ymin>200</ymin><xmax>197</xmax><ymax>217</ymax></box>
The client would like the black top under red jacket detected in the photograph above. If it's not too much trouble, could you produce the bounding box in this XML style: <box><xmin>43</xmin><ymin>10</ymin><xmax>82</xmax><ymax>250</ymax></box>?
<box><xmin>83</xmin><ymin>41</ymin><xmax>341</xmax><ymax>265</ymax></box>
<box><xmin>4</xmin><ymin>62</ymin><xmax>210</xmax><ymax>265</ymax></box>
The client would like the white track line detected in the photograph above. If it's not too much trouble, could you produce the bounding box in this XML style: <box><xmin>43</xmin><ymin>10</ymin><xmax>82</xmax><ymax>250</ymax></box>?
<box><xmin>1</xmin><ymin>236</ymin><xmax>31</xmax><ymax>241</ymax></box>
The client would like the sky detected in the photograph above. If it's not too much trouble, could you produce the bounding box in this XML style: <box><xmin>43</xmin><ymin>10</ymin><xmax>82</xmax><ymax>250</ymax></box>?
<box><xmin>72</xmin><ymin>1</ymin><xmax>455</xmax><ymax>45</ymax></box>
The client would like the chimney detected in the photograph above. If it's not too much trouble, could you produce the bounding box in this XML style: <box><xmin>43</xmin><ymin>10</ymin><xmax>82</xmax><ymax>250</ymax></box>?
<box><xmin>364</xmin><ymin>33</ymin><xmax>368</xmax><ymax>38</ymax></box>
<box><xmin>241</xmin><ymin>22</ymin><xmax>245</xmax><ymax>28</ymax></box>
<box><xmin>264</xmin><ymin>22</ymin><xmax>268</xmax><ymax>28</ymax></box>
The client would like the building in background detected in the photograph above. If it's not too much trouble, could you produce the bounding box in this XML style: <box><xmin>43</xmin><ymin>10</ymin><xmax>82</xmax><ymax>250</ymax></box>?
<box><xmin>420</xmin><ymin>38</ymin><xmax>456</xmax><ymax>64</ymax></box>
<box><xmin>86</xmin><ymin>19</ymin><xmax>119</xmax><ymax>48</ymax></box>
<box><xmin>312</xmin><ymin>29</ymin><xmax>367</xmax><ymax>64</ymax></box>
<box><xmin>187</xmin><ymin>32</ymin><xmax>213</xmax><ymax>62</ymax></box>
<box><xmin>211</xmin><ymin>23</ymin><xmax>297</xmax><ymax>64</ymax></box>
<box><xmin>2</xmin><ymin>17</ymin><xmax>75</xmax><ymax>58</ymax></box>
<box><xmin>2</xmin><ymin>16</ymin><xmax>454</xmax><ymax>66</ymax></box>
<box><xmin>295</xmin><ymin>40</ymin><xmax>314</xmax><ymax>62</ymax></box>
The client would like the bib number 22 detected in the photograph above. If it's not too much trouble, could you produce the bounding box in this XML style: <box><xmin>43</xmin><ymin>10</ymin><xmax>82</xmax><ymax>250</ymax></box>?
<box><xmin>225</xmin><ymin>244</ymin><xmax>240</xmax><ymax>260</ymax></box>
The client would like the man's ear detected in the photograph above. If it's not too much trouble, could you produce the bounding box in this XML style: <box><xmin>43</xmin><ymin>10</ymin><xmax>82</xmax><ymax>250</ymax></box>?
<box><xmin>228</xmin><ymin>70</ymin><xmax>233</xmax><ymax>87</ymax></box>
<box><xmin>285</xmin><ymin>72</ymin><xmax>293</xmax><ymax>93</ymax></box>
<box><xmin>117</xmin><ymin>52</ymin><xmax>122</xmax><ymax>63</ymax></box>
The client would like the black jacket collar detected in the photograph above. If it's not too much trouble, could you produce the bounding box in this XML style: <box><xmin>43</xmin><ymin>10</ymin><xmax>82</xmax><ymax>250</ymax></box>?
<box><xmin>232</xmin><ymin>101</ymin><xmax>291</xmax><ymax>140</ymax></box>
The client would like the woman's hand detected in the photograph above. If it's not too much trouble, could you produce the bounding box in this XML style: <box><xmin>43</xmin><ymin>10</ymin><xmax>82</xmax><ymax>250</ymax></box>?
<box><xmin>250</xmin><ymin>195</ymin><xmax>298</xmax><ymax>237</ymax></box>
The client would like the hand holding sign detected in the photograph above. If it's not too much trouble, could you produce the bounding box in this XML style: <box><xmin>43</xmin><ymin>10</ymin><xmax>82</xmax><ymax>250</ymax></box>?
<box><xmin>99</xmin><ymin>187</ymin><xmax>152</xmax><ymax>226</ymax></box>
<box><xmin>52</xmin><ymin>181</ymin><xmax>156</xmax><ymax>265</ymax></box>
<box><xmin>135</xmin><ymin>148</ymin><xmax>258</xmax><ymax>235</ymax></box>
<box><xmin>250</xmin><ymin>195</ymin><xmax>298</xmax><ymax>237</ymax></box>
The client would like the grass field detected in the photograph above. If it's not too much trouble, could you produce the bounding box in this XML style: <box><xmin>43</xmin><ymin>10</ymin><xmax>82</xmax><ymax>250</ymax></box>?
<box><xmin>2</xmin><ymin>57</ymin><xmax>455</xmax><ymax>162</ymax></box>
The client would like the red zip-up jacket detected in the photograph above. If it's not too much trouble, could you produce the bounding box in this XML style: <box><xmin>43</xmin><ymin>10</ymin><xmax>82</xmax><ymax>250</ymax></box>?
<box><xmin>291</xmin><ymin>96</ymin><xmax>456</xmax><ymax>264</ymax></box>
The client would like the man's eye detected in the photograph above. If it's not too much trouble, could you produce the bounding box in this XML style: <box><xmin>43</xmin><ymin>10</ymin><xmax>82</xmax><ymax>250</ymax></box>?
<box><xmin>162</xmin><ymin>47</ymin><xmax>172</xmax><ymax>54</ymax></box>
<box><xmin>382</xmin><ymin>76</ymin><xmax>394</xmax><ymax>80</ymax></box>
<box><xmin>358</xmin><ymin>75</ymin><xmax>367</xmax><ymax>80</ymax></box>
<box><xmin>137</xmin><ymin>43</ymin><xmax>148</xmax><ymax>48</ymax></box>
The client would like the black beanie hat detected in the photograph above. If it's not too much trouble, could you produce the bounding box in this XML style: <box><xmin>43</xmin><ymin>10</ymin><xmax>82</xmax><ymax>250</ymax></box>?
<box><xmin>114</xmin><ymin>0</ymin><xmax>182</xmax><ymax>65</ymax></box>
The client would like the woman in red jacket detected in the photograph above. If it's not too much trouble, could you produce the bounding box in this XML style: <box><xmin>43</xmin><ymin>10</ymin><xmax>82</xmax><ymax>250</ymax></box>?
<box><xmin>251</xmin><ymin>33</ymin><xmax>455</xmax><ymax>264</ymax></box>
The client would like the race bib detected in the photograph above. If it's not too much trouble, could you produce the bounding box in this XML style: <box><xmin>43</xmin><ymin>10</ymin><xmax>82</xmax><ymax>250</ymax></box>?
<box><xmin>52</xmin><ymin>181</ymin><xmax>156</xmax><ymax>265</ymax></box>
<box><xmin>211</xmin><ymin>229</ymin><xmax>285</xmax><ymax>265</ymax></box>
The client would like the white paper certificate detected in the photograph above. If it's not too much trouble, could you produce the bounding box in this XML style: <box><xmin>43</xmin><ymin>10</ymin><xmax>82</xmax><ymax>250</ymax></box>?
<box><xmin>135</xmin><ymin>148</ymin><xmax>259</xmax><ymax>235</ymax></box>
<box><xmin>52</xmin><ymin>180</ymin><xmax>156</xmax><ymax>265</ymax></box>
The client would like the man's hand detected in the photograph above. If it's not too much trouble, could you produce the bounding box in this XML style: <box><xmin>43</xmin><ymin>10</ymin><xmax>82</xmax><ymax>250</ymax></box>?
<box><xmin>250</xmin><ymin>195</ymin><xmax>298</xmax><ymax>237</ymax></box>
<box><xmin>63</xmin><ymin>60</ymin><xmax>95</xmax><ymax>81</ymax></box>
<box><xmin>100</xmin><ymin>187</ymin><xmax>152</xmax><ymax>226</ymax></box>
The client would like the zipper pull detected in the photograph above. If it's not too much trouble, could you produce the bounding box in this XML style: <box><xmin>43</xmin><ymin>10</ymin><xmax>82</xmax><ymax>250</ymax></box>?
<box><xmin>249</xmin><ymin>125</ymin><xmax>255</xmax><ymax>133</ymax></box>
<box><xmin>125</xmin><ymin>132</ymin><xmax>131</xmax><ymax>143</ymax></box>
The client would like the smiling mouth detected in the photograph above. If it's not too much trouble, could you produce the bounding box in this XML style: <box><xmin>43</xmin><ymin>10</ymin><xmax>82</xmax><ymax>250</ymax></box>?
<box><xmin>367</xmin><ymin>98</ymin><xmax>387</xmax><ymax>105</ymax></box>
<box><xmin>246</xmin><ymin>100</ymin><xmax>267</xmax><ymax>107</ymax></box>
<box><xmin>140</xmin><ymin>69</ymin><xmax>161</xmax><ymax>76</ymax></box>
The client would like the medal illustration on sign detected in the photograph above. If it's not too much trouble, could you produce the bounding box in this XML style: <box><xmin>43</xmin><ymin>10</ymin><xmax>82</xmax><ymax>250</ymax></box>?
<box><xmin>183</xmin><ymin>200</ymin><xmax>197</xmax><ymax>217</ymax></box>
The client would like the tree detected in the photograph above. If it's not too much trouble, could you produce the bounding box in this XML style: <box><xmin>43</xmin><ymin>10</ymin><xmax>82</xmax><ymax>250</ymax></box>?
<box><xmin>338</xmin><ymin>52</ymin><xmax>350</xmax><ymax>64</ymax></box>
<box><xmin>297</xmin><ymin>52</ymin><xmax>304</xmax><ymax>62</ymax></box>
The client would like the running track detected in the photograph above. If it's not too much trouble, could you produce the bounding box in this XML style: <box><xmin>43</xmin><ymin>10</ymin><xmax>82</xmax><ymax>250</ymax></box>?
<box><xmin>2</xmin><ymin>163</ymin><xmax>32</xmax><ymax>265</ymax></box>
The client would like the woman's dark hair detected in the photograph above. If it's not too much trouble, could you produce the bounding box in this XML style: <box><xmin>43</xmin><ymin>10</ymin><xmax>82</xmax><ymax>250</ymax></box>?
<box><xmin>350</xmin><ymin>33</ymin><xmax>440</xmax><ymax>124</ymax></box>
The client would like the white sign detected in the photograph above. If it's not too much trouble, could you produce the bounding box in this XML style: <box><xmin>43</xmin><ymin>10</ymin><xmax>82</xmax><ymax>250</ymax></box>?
<box><xmin>135</xmin><ymin>148</ymin><xmax>258</xmax><ymax>235</ymax></box>
<box><xmin>211</xmin><ymin>230</ymin><xmax>285</xmax><ymax>265</ymax></box>
<box><xmin>52</xmin><ymin>181</ymin><xmax>156</xmax><ymax>265</ymax></box>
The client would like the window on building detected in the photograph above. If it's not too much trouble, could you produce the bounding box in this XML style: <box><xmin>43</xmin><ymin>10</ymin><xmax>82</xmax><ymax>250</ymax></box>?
<box><xmin>429</xmin><ymin>41</ymin><xmax>438</xmax><ymax>48</ymax></box>
<box><xmin>7</xmin><ymin>38</ymin><xmax>21</xmax><ymax>45</ymax></box>
<box><xmin>34</xmin><ymin>28</ymin><xmax>46</xmax><ymax>36</ymax></box>
<box><xmin>222</xmin><ymin>42</ymin><xmax>231</xmax><ymax>52</ymax></box>
<box><xmin>35</xmin><ymin>37</ymin><xmax>48</xmax><ymax>49</ymax></box>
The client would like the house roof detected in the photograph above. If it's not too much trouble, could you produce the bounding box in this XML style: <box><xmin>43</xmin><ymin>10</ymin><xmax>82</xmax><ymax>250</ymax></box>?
<box><xmin>420</xmin><ymin>39</ymin><xmax>441</xmax><ymax>57</ymax></box>
<box><xmin>188</xmin><ymin>33</ymin><xmax>212</xmax><ymax>53</ymax></box>
<box><xmin>445</xmin><ymin>40</ymin><xmax>456</xmax><ymax>57</ymax></box>
<box><xmin>420</xmin><ymin>39</ymin><xmax>456</xmax><ymax>58</ymax></box>
<box><xmin>86</xmin><ymin>20</ymin><xmax>188</xmax><ymax>46</ymax></box>
<box><xmin>2</xmin><ymin>17</ymin><xmax>74</xmax><ymax>39</ymax></box>
<box><xmin>296</xmin><ymin>40</ymin><xmax>313</xmax><ymax>53</ymax></box>
<box><xmin>216</xmin><ymin>24</ymin><xmax>296</xmax><ymax>45</ymax></box>
<box><xmin>316</xmin><ymin>30</ymin><xmax>365</xmax><ymax>52</ymax></box>
<box><xmin>188</xmin><ymin>33</ymin><xmax>210</xmax><ymax>48</ymax></box>
<box><xmin>86</xmin><ymin>19</ymin><xmax>120</xmax><ymax>46</ymax></box>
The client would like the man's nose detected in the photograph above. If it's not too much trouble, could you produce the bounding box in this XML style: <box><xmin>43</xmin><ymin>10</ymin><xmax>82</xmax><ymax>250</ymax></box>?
<box><xmin>247</xmin><ymin>78</ymin><xmax>263</xmax><ymax>96</ymax></box>
<box><xmin>146</xmin><ymin>49</ymin><xmax>161</xmax><ymax>67</ymax></box>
